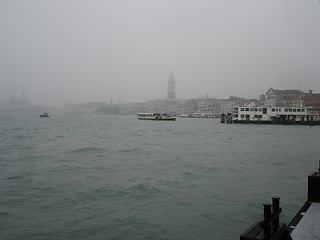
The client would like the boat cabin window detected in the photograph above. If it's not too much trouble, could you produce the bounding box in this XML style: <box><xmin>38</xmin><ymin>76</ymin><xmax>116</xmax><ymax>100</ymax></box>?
<box><xmin>263</xmin><ymin>108</ymin><xmax>267</xmax><ymax>114</ymax></box>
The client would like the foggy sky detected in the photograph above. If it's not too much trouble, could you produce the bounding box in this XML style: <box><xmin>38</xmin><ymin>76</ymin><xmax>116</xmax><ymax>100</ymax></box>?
<box><xmin>1</xmin><ymin>0</ymin><xmax>320</xmax><ymax>106</ymax></box>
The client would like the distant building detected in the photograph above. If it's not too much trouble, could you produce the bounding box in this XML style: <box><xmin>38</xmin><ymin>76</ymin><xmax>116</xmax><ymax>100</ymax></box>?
<box><xmin>147</xmin><ymin>99</ymin><xmax>168</xmax><ymax>113</ymax></box>
<box><xmin>148</xmin><ymin>71</ymin><xmax>177</xmax><ymax>113</ymax></box>
<box><xmin>218</xmin><ymin>96</ymin><xmax>251</xmax><ymax>114</ymax></box>
<box><xmin>220</xmin><ymin>101</ymin><xmax>238</xmax><ymax>115</ymax></box>
<box><xmin>10</xmin><ymin>96</ymin><xmax>17</xmax><ymax>105</ymax></box>
<box><xmin>259</xmin><ymin>94</ymin><xmax>266</xmax><ymax>105</ymax></box>
<box><xmin>265</xmin><ymin>88</ymin><xmax>304</xmax><ymax>107</ymax></box>
<box><xmin>302</xmin><ymin>90</ymin><xmax>320</xmax><ymax>115</ymax></box>
<box><xmin>128</xmin><ymin>102</ymin><xmax>148</xmax><ymax>115</ymax></box>
<box><xmin>63</xmin><ymin>102</ymin><xmax>107</xmax><ymax>114</ymax></box>
<box><xmin>1</xmin><ymin>92</ymin><xmax>31</xmax><ymax>112</ymax></box>
<box><xmin>197</xmin><ymin>97</ymin><xmax>222</xmax><ymax>114</ymax></box>
<box><xmin>182</xmin><ymin>99</ymin><xmax>198</xmax><ymax>114</ymax></box>
<box><xmin>18</xmin><ymin>92</ymin><xmax>29</xmax><ymax>106</ymax></box>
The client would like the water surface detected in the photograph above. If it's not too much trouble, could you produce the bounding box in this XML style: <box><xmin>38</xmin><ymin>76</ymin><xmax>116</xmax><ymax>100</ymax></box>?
<box><xmin>0</xmin><ymin>112</ymin><xmax>318</xmax><ymax>239</ymax></box>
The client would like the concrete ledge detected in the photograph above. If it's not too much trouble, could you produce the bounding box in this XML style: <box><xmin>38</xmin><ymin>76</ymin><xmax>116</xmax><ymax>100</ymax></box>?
<box><xmin>290</xmin><ymin>203</ymin><xmax>320</xmax><ymax>240</ymax></box>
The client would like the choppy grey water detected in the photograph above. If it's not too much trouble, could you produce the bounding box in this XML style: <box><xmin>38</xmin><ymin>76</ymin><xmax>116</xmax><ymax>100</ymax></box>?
<box><xmin>0</xmin><ymin>112</ymin><xmax>319</xmax><ymax>240</ymax></box>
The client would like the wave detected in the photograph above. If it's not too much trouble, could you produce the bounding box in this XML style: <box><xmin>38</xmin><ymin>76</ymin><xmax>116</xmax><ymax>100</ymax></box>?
<box><xmin>13</xmin><ymin>135</ymin><xmax>35</xmax><ymax>139</ymax></box>
<box><xmin>4</xmin><ymin>175</ymin><xmax>22</xmax><ymax>180</ymax></box>
<box><xmin>125</xmin><ymin>183</ymin><xmax>164</xmax><ymax>200</ymax></box>
<box><xmin>119</xmin><ymin>147</ymin><xmax>141</xmax><ymax>153</ymax></box>
<box><xmin>68</xmin><ymin>147</ymin><xmax>103</xmax><ymax>154</ymax></box>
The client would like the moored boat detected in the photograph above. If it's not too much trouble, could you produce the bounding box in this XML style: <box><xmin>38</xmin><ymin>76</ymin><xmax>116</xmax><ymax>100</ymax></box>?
<box><xmin>40</xmin><ymin>112</ymin><xmax>49</xmax><ymax>118</ymax></box>
<box><xmin>179</xmin><ymin>113</ymin><xmax>189</xmax><ymax>118</ymax></box>
<box><xmin>193</xmin><ymin>112</ymin><xmax>214</xmax><ymax>118</ymax></box>
<box><xmin>137</xmin><ymin>113</ymin><xmax>176</xmax><ymax>121</ymax></box>
<box><xmin>223</xmin><ymin>106</ymin><xmax>319</xmax><ymax>125</ymax></box>
<box><xmin>179</xmin><ymin>112</ymin><xmax>220</xmax><ymax>118</ymax></box>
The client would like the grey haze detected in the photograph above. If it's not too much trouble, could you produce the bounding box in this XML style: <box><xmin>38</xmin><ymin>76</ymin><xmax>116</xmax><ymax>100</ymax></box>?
<box><xmin>1</xmin><ymin>0</ymin><xmax>320</xmax><ymax>106</ymax></box>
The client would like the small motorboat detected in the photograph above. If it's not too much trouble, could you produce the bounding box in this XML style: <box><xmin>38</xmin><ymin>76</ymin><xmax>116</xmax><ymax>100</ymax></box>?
<box><xmin>40</xmin><ymin>113</ymin><xmax>49</xmax><ymax>118</ymax></box>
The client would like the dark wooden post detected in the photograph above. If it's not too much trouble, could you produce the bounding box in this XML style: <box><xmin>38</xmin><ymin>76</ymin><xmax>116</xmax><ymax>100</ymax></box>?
<box><xmin>272</xmin><ymin>196</ymin><xmax>280</xmax><ymax>234</ymax></box>
<box><xmin>240</xmin><ymin>196</ymin><xmax>292</xmax><ymax>240</ymax></box>
<box><xmin>220</xmin><ymin>113</ymin><xmax>225</xmax><ymax>123</ymax></box>
<box><xmin>263</xmin><ymin>203</ymin><xmax>272</xmax><ymax>240</ymax></box>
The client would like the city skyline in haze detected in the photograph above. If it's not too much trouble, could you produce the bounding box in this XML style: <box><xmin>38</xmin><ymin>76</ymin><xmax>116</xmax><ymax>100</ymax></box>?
<box><xmin>1</xmin><ymin>0</ymin><xmax>320</xmax><ymax>107</ymax></box>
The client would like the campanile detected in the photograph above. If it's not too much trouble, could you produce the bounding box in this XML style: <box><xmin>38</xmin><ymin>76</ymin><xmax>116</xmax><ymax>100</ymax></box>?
<box><xmin>167</xmin><ymin>71</ymin><xmax>175</xmax><ymax>100</ymax></box>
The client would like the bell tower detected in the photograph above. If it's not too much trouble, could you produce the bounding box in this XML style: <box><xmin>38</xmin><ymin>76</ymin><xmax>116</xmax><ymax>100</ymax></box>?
<box><xmin>167</xmin><ymin>71</ymin><xmax>175</xmax><ymax>100</ymax></box>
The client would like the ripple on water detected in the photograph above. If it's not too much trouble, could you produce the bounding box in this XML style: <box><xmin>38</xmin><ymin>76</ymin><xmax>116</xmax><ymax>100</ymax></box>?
<box><xmin>0</xmin><ymin>113</ymin><xmax>318</xmax><ymax>240</ymax></box>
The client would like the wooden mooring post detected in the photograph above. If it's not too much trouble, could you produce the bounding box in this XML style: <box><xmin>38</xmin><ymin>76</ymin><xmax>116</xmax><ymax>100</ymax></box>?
<box><xmin>220</xmin><ymin>113</ymin><xmax>225</xmax><ymax>123</ymax></box>
<box><xmin>226</xmin><ymin>113</ymin><xmax>233</xmax><ymax>124</ymax></box>
<box><xmin>240</xmin><ymin>197</ymin><xmax>292</xmax><ymax>240</ymax></box>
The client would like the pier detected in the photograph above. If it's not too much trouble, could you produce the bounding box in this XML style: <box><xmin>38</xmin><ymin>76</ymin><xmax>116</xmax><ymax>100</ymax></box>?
<box><xmin>239</xmin><ymin>162</ymin><xmax>320</xmax><ymax>240</ymax></box>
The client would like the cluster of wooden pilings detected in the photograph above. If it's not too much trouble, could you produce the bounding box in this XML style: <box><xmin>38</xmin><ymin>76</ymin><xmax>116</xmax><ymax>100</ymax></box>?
<box><xmin>240</xmin><ymin>162</ymin><xmax>320</xmax><ymax>240</ymax></box>
<box><xmin>240</xmin><ymin>197</ymin><xmax>292</xmax><ymax>240</ymax></box>
<box><xmin>220</xmin><ymin>113</ymin><xmax>233</xmax><ymax>124</ymax></box>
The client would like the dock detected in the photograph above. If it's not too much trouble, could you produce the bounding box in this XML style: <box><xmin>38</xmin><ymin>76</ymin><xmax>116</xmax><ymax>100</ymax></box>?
<box><xmin>289</xmin><ymin>170</ymin><xmax>320</xmax><ymax>240</ymax></box>
<box><xmin>290</xmin><ymin>203</ymin><xmax>320</xmax><ymax>240</ymax></box>
<box><xmin>239</xmin><ymin>163</ymin><xmax>320</xmax><ymax>240</ymax></box>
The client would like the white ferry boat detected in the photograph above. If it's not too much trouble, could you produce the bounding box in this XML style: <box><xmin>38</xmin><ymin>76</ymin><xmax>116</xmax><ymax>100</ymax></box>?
<box><xmin>179</xmin><ymin>112</ymin><xmax>219</xmax><ymax>118</ymax></box>
<box><xmin>193</xmin><ymin>112</ymin><xmax>215</xmax><ymax>118</ymax></box>
<box><xmin>137</xmin><ymin>113</ymin><xmax>176</xmax><ymax>121</ymax></box>
<box><xmin>179</xmin><ymin>113</ymin><xmax>189</xmax><ymax>118</ymax></box>
<box><xmin>227</xmin><ymin>106</ymin><xmax>320</xmax><ymax>125</ymax></box>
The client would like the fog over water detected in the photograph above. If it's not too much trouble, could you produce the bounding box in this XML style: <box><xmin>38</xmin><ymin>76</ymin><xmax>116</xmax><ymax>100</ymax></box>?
<box><xmin>1</xmin><ymin>0</ymin><xmax>320</xmax><ymax>106</ymax></box>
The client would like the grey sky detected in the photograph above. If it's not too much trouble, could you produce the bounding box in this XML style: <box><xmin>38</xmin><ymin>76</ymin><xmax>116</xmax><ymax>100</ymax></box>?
<box><xmin>1</xmin><ymin>0</ymin><xmax>320</xmax><ymax>106</ymax></box>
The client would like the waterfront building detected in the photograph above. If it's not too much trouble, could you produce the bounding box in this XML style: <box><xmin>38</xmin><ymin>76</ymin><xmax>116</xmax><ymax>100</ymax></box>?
<box><xmin>265</xmin><ymin>88</ymin><xmax>304</xmax><ymax>107</ymax></box>
<box><xmin>302</xmin><ymin>90</ymin><xmax>320</xmax><ymax>115</ymax></box>
<box><xmin>197</xmin><ymin>97</ymin><xmax>223</xmax><ymax>114</ymax></box>
<box><xmin>182</xmin><ymin>99</ymin><xmax>198</xmax><ymax>114</ymax></box>
<box><xmin>128</xmin><ymin>102</ymin><xmax>148</xmax><ymax>115</ymax></box>
<box><xmin>1</xmin><ymin>92</ymin><xmax>31</xmax><ymax>112</ymax></box>
<box><xmin>63</xmin><ymin>102</ymin><xmax>107</xmax><ymax>114</ymax></box>
<box><xmin>220</xmin><ymin>101</ymin><xmax>238</xmax><ymax>115</ymax></box>
<box><xmin>18</xmin><ymin>92</ymin><xmax>29</xmax><ymax>106</ymax></box>
<box><xmin>147</xmin><ymin>99</ymin><xmax>168</xmax><ymax>113</ymax></box>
